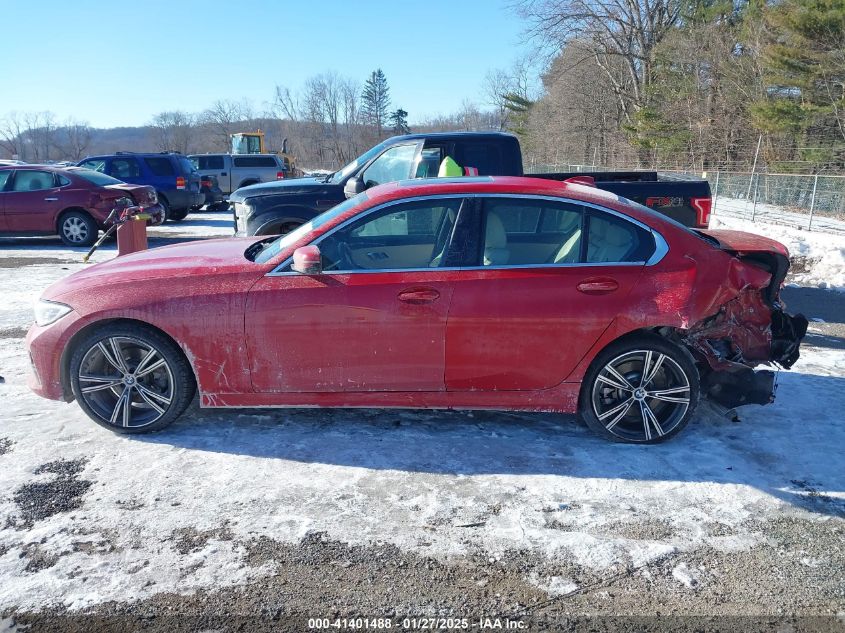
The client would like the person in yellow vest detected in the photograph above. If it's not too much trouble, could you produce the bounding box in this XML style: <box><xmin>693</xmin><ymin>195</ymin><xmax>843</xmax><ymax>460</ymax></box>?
<box><xmin>437</xmin><ymin>156</ymin><xmax>480</xmax><ymax>177</ymax></box>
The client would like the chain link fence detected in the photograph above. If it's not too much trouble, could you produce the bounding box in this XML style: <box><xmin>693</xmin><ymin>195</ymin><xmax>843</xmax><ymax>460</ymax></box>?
<box><xmin>525</xmin><ymin>160</ymin><xmax>845</xmax><ymax>234</ymax></box>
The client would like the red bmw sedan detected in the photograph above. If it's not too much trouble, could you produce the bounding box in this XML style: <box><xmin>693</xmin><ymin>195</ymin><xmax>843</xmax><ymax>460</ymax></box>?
<box><xmin>26</xmin><ymin>177</ymin><xmax>807</xmax><ymax>443</ymax></box>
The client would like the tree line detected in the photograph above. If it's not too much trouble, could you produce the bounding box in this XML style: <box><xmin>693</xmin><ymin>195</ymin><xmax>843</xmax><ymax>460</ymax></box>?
<box><xmin>3</xmin><ymin>1</ymin><xmax>842</xmax><ymax>174</ymax></box>
<box><xmin>513</xmin><ymin>0</ymin><xmax>845</xmax><ymax>173</ymax></box>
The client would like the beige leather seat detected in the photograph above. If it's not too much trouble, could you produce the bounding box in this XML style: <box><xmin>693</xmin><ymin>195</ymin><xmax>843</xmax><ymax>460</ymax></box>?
<box><xmin>588</xmin><ymin>217</ymin><xmax>635</xmax><ymax>262</ymax></box>
<box><xmin>552</xmin><ymin>229</ymin><xmax>582</xmax><ymax>264</ymax></box>
<box><xmin>484</xmin><ymin>211</ymin><xmax>509</xmax><ymax>265</ymax></box>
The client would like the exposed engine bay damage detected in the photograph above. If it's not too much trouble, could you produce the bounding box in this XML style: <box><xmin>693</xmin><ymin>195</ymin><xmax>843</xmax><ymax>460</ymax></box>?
<box><xmin>683</xmin><ymin>252</ymin><xmax>808</xmax><ymax>410</ymax></box>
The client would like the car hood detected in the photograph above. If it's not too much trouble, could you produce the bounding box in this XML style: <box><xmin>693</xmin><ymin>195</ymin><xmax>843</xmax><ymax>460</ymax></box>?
<box><xmin>43</xmin><ymin>238</ymin><xmax>264</xmax><ymax>301</ymax></box>
<box><xmin>230</xmin><ymin>176</ymin><xmax>328</xmax><ymax>200</ymax></box>
<box><xmin>698</xmin><ymin>229</ymin><xmax>790</xmax><ymax>257</ymax></box>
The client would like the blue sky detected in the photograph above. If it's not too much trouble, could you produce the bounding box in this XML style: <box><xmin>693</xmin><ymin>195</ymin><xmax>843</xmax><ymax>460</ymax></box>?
<box><xmin>4</xmin><ymin>0</ymin><xmax>531</xmax><ymax>129</ymax></box>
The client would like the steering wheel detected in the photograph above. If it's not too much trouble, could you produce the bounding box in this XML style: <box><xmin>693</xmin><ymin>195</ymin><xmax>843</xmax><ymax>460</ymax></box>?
<box><xmin>338</xmin><ymin>241</ymin><xmax>359</xmax><ymax>271</ymax></box>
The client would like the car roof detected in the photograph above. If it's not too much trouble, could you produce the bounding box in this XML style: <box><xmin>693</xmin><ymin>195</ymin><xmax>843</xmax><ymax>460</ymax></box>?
<box><xmin>362</xmin><ymin>176</ymin><xmax>675</xmax><ymax>232</ymax></box>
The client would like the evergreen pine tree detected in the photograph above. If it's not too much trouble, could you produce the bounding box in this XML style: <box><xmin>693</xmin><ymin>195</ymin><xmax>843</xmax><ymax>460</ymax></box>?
<box><xmin>361</xmin><ymin>69</ymin><xmax>391</xmax><ymax>137</ymax></box>
<box><xmin>388</xmin><ymin>108</ymin><xmax>410</xmax><ymax>135</ymax></box>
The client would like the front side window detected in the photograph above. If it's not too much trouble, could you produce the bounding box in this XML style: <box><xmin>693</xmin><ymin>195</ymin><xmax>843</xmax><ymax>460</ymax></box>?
<box><xmin>361</xmin><ymin>144</ymin><xmax>419</xmax><ymax>188</ymax></box>
<box><xmin>12</xmin><ymin>170</ymin><xmax>55</xmax><ymax>192</ymax></box>
<box><xmin>318</xmin><ymin>198</ymin><xmax>463</xmax><ymax>272</ymax></box>
<box><xmin>586</xmin><ymin>212</ymin><xmax>655</xmax><ymax>263</ymax></box>
<box><xmin>480</xmin><ymin>198</ymin><xmax>584</xmax><ymax>266</ymax></box>
<box><xmin>0</xmin><ymin>170</ymin><xmax>11</xmax><ymax>190</ymax></box>
<box><xmin>79</xmin><ymin>159</ymin><xmax>106</xmax><ymax>172</ymax></box>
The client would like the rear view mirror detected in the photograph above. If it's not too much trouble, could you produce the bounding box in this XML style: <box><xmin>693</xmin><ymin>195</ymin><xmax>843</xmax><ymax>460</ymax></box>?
<box><xmin>344</xmin><ymin>176</ymin><xmax>365</xmax><ymax>199</ymax></box>
<box><xmin>292</xmin><ymin>245</ymin><xmax>322</xmax><ymax>275</ymax></box>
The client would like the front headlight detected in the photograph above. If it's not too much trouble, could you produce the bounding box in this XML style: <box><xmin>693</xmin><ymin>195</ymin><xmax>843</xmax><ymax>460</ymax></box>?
<box><xmin>34</xmin><ymin>300</ymin><xmax>72</xmax><ymax>327</ymax></box>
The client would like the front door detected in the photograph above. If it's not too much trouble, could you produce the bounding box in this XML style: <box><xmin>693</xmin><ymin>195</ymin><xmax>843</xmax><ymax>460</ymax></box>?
<box><xmin>446</xmin><ymin>196</ymin><xmax>654</xmax><ymax>391</ymax></box>
<box><xmin>4</xmin><ymin>170</ymin><xmax>62</xmax><ymax>233</ymax></box>
<box><xmin>0</xmin><ymin>170</ymin><xmax>11</xmax><ymax>231</ymax></box>
<box><xmin>245</xmin><ymin>196</ymin><xmax>466</xmax><ymax>393</ymax></box>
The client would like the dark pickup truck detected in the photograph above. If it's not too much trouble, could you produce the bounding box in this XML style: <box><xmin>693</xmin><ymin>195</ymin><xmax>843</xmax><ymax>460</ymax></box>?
<box><xmin>230</xmin><ymin>132</ymin><xmax>711</xmax><ymax>236</ymax></box>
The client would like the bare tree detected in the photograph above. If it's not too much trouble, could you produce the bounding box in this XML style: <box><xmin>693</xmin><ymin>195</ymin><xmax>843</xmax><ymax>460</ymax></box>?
<box><xmin>0</xmin><ymin>111</ymin><xmax>26</xmax><ymax>159</ymax></box>
<box><xmin>512</xmin><ymin>0</ymin><xmax>683</xmax><ymax>125</ymax></box>
<box><xmin>200</xmin><ymin>99</ymin><xmax>253</xmax><ymax>151</ymax></box>
<box><xmin>150</xmin><ymin>111</ymin><xmax>195</xmax><ymax>154</ymax></box>
<box><xmin>55</xmin><ymin>118</ymin><xmax>93</xmax><ymax>160</ymax></box>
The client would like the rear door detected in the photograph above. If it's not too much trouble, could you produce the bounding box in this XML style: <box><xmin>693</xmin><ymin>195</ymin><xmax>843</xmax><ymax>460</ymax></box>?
<box><xmin>3</xmin><ymin>170</ymin><xmax>63</xmax><ymax>232</ymax></box>
<box><xmin>445</xmin><ymin>196</ymin><xmax>655</xmax><ymax>391</ymax></box>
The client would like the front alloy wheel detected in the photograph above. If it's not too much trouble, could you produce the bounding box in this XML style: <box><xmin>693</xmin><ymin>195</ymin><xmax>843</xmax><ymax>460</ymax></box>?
<box><xmin>580</xmin><ymin>336</ymin><xmax>699</xmax><ymax>443</ymax></box>
<box><xmin>69</xmin><ymin>325</ymin><xmax>195</xmax><ymax>433</ymax></box>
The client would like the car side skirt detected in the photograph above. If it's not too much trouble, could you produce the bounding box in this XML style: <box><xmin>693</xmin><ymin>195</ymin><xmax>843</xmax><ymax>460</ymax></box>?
<box><xmin>199</xmin><ymin>383</ymin><xmax>581</xmax><ymax>412</ymax></box>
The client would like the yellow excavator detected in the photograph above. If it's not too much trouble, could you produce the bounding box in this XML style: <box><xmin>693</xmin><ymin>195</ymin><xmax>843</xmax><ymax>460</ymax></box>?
<box><xmin>230</xmin><ymin>130</ymin><xmax>302</xmax><ymax>177</ymax></box>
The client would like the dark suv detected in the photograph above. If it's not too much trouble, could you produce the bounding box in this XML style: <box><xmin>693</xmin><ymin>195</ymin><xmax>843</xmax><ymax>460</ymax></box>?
<box><xmin>77</xmin><ymin>152</ymin><xmax>204</xmax><ymax>221</ymax></box>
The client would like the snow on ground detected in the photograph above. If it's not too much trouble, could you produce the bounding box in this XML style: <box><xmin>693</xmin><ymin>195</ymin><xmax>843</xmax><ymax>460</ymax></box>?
<box><xmin>0</xmin><ymin>209</ymin><xmax>843</xmax><ymax>611</ymax></box>
<box><xmin>712</xmin><ymin>211</ymin><xmax>845</xmax><ymax>291</ymax></box>
<box><xmin>713</xmin><ymin>196</ymin><xmax>845</xmax><ymax>234</ymax></box>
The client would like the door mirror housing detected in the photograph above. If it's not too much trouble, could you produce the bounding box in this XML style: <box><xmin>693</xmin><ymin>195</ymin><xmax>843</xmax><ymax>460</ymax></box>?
<box><xmin>292</xmin><ymin>245</ymin><xmax>322</xmax><ymax>275</ymax></box>
<box><xmin>344</xmin><ymin>176</ymin><xmax>365</xmax><ymax>199</ymax></box>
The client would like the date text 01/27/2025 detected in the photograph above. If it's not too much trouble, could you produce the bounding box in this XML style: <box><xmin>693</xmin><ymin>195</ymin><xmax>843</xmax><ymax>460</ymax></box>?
<box><xmin>307</xmin><ymin>617</ymin><xmax>529</xmax><ymax>630</ymax></box>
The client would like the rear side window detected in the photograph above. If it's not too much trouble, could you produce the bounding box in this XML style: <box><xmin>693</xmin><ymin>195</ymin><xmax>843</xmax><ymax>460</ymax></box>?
<box><xmin>144</xmin><ymin>157</ymin><xmax>175</xmax><ymax>176</ymax></box>
<box><xmin>233</xmin><ymin>156</ymin><xmax>278</xmax><ymax>168</ymax></box>
<box><xmin>0</xmin><ymin>170</ymin><xmax>11</xmax><ymax>190</ymax></box>
<box><xmin>195</xmin><ymin>155</ymin><xmax>225</xmax><ymax>170</ymax></box>
<box><xmin>454</xmin><ymin>142</ymin><xmax>503</xmax><ymax>175</ymax></box>
<box><xmin>12</xmin><ymin>170</ymin><xmax>55</xmax><ymax>192</ymax></box>
<box><xmin>586</xmin><ymin>212</ymin><xmax>655</xmax><ymax>263</ymax></box>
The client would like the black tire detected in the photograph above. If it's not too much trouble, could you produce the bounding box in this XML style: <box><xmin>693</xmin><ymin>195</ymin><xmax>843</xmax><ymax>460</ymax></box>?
<box><xmin>158</xmin><ymin>195</ymin><xmax>170</xmax><ymax>222</ymax></box>
<box><xmin>69</xmin><ymin>323</ymin><xmax>196</xmax><ymax>434</ymax></box>
<box><xmin>168</xmin><ymin>208</ymin><xmax>189</xmax><ymax>222</ymax></box>
<box><xmin>257</xmin><ymin>221</ymin><xmax>303</xmax><ymax>237</ymax></box>
<box><xmin>58</xmin><ymin>211</ymin><xmax>98</xmax><ymax>247</ymax></box>
<box><xmin>578</xmin><ymin>334</ymin><xmax>699</xmax><ymax>444</ymax></box>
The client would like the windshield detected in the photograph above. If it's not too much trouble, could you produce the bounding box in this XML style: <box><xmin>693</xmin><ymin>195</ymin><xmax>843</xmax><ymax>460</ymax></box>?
<box><xmin>253</xmin><ymin>192</ymin><xmax>370</xmax><ymax>264</ymax></box>
<box><xmin>71</xmin><ymin>168</ymin><xmax>124</xmax><ymax>186</ymax></box>
<box><xmin>327</xmin><ymin>142</ymin><xmax>389</xmax><ymax>183</ymax></box>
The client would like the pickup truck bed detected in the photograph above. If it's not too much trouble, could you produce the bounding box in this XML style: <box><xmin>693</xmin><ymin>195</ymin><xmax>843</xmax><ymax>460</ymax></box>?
<box><xmin>525</xmin><ymin>171</ymin><xmax>712</xmax><ymax>227</ymax></box>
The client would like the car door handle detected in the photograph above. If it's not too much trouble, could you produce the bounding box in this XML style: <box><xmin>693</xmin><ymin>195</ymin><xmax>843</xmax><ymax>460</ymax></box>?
<box><xmin>44</xmin><ymin>197</ymin><xmax>58</xmax><ymax>201</ymax></box>
<box><xmin>576</xmin><ymin>278</ymin><xmax>619</xmax><ymax>294</ymax></box>
<box><xmin>397</xmin><ymin>287</ymin><xmax>440</xmax><ymax>304</ymax></box>
<box><xmin>220</xmin><ymin>172</ymin><xmax>227</xmax><ymax>176</ymax></box>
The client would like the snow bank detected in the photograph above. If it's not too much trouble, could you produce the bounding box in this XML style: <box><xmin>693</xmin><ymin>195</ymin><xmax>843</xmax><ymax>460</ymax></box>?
<box><xmin>711</xmin><ymin>214</ymin><xmax>845</xmax><ymax>291</ymax></box>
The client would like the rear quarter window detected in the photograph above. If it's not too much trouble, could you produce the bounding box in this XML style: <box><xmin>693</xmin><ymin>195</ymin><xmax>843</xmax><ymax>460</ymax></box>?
<box><xmin>144</xmin><ymin>157</ymin><xmax>176</xmax><ymax>176</ymax></box>
<box><xmin>586</xmin><ymin>212</ymin><xmax>655</xmax><ymax>263</ymax></box>
<box><xmin>233</xmin><ymin>156</ymin><xmax>278</xmax><ymax>168</ymax></box>
<box><xmin>195</xmin><ymin>155</ymin><xmax>225</xmax><ymax>170</ymax></box>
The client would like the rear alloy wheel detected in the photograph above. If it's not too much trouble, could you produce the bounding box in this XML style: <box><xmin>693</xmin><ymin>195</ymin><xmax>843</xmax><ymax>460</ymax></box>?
<box><xmin>59</xmin><ymin>212</ymin><xmax>97</xmax><ymax>247</ymax></box>
<box><xmin>69</xmin><ymin>324</ymin><xmax>195</xmax><ymax>433</ymax></box>
<box><xmin>579</xmin><ymin>336</ymin><xmax>699</xmax><ymax>443</ymax></box>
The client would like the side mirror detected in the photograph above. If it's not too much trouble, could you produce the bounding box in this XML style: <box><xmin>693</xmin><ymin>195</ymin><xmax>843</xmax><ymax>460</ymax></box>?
<box><xmin>292</xmin><ymin>245</ymin><xmax>322</xmax><ymax>275</ymax></box>
<box><xmin>343</xmin><ymin>176</ymin><xmax>365</xmax><ymax>199</ymax></box>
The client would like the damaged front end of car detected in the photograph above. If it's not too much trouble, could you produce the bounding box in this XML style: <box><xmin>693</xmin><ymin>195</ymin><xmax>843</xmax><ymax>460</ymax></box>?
<box><xmin>684</xmin><ymin>238</ymin><xmax>809</xmax><ymax>410</ymax></box>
